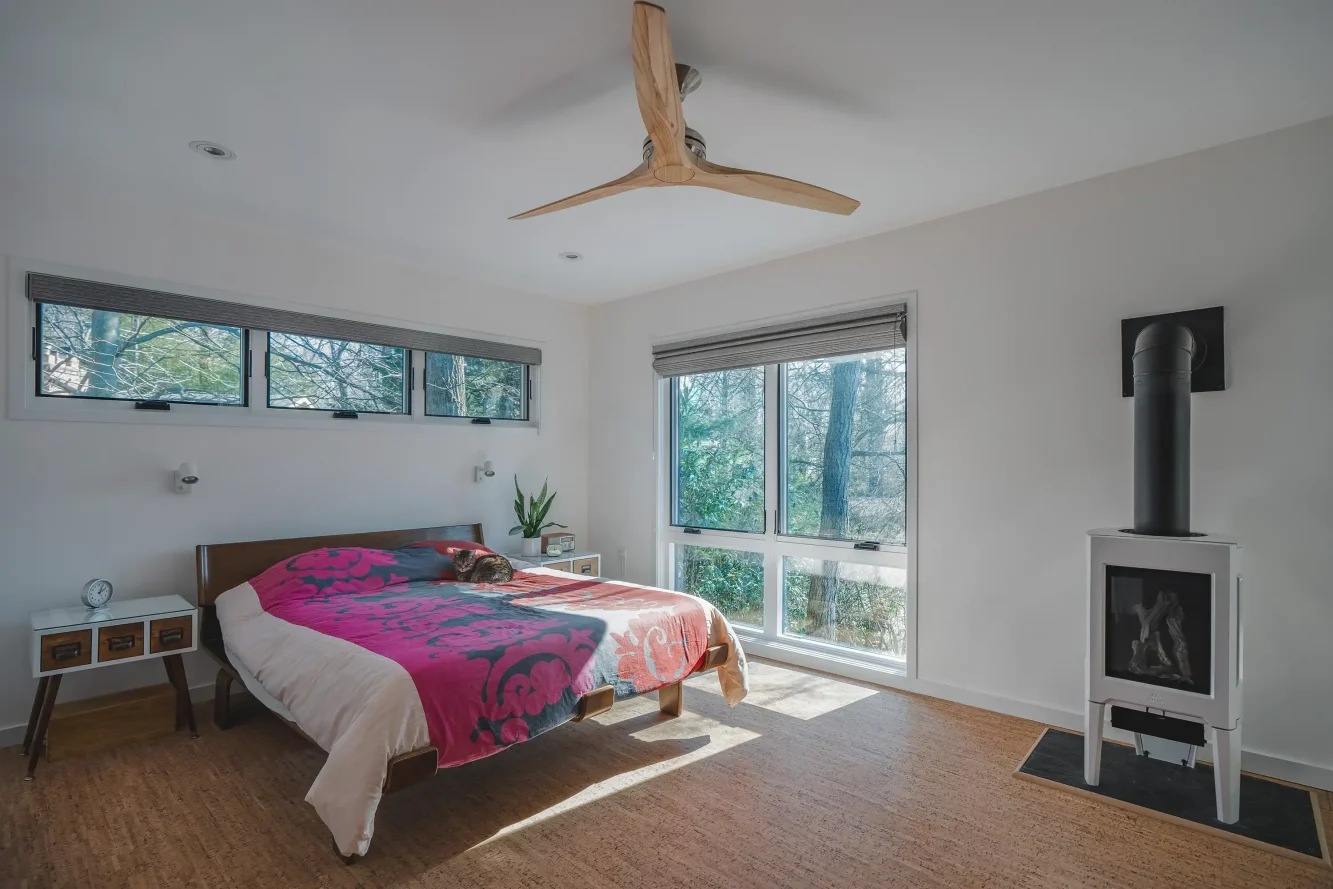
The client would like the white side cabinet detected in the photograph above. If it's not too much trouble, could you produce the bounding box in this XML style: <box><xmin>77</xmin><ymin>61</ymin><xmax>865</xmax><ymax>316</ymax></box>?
<box><xmin>523</xmin><ymin>551</ymin><xmax>601</xmax><ymax>576</ymax></box>
<box><xmin>25</xmin><ymin>594</ymin><xmax>199</xmax><ymax>779</ymax></box>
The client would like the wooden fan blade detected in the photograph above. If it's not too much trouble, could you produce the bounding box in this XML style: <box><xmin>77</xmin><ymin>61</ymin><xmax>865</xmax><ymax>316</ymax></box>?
<box><xmin>631</xmin><ymin>2</ymin><xmax>689</xmax><ymax>170</ymax></box>
<box><xmin>689</xmin><ymin>158</ymin><xmax>860</xmax><ymax>215</ymax></box>
<box><xmin>510</xmin><ymin>162</ymin><xmax>654</xmax><ymax>219</ymax></box>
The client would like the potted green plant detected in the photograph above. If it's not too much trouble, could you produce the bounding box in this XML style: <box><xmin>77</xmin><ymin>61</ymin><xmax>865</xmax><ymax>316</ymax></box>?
<box><xmin>510</xmin><ymin>476</ymin><xmax>566</xmax><ymax>557</ymax></box>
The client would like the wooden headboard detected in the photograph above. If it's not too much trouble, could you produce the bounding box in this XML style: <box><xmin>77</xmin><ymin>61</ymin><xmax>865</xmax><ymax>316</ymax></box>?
<box><xmin>194</xmin><ymin>523</ymin><xmax>484</xmax><ymax>606</ymax></box>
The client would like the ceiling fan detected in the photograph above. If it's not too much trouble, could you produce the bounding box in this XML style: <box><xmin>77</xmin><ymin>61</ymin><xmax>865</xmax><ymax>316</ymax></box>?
<box><xmin>510</xmin><ymin>1</ymin><xmax>860</xmax><ymax>220</ymax></box>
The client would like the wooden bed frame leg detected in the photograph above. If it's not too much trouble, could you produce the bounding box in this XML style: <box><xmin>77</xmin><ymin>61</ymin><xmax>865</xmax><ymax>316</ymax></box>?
<box><xmin>659</xmin><ymin>680</ymin><xmax>683</xmax><ymax>718</ymax></box>
<box><xmin>214</xmin><ymin>668</ymin><xmax>234</xmax><ymax>731</ymax></box>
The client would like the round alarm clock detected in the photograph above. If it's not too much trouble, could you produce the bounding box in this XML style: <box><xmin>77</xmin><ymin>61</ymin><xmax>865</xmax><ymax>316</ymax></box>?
<box><xmin>81</xmin><ymin>578</ymin><xmax>114</xmax><ymax>609</ymax></box>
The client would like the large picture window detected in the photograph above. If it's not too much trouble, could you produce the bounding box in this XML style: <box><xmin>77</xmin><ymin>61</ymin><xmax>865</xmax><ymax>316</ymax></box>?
<box><xmin>37</xmin><ymin>303</ymin><xmax>245</xmax><ymax>405</ymax></box>
<box><xmin>424</xmin><ymin>353</ymin><xmax>527</xmax><ymax>420</ymax></box>
<box><xmin>267</xmin><ymin>333</ymin><xmax>408</xmax><ymax>414</ymax></box>
<box><xmin>657</xmin><ymin>303</ymin><xmax>910</xmax><ymax>671</ymax></box>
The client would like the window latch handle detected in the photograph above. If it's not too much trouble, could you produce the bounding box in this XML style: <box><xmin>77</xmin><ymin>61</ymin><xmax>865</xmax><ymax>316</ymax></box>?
<box><xmin>853</xmin><ymin>541</ymin><xmax>881</xmax><ymax>551</ymax></box>
<box><xmin>682</xmin><ymin>527</ymin><xmax>702</xmax><ymax>535</ymax></box>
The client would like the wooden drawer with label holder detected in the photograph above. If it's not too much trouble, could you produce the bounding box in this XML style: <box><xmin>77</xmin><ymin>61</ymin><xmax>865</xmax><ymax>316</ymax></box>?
<box><xmin>25</xmin><ymin>593</ymin><xmax>200</xmax><ymax>779</ymax></box>
<box><xmin>525</xmin><ymin>551</ymin><xmax>601</xmax><ymax>577</ymax></box>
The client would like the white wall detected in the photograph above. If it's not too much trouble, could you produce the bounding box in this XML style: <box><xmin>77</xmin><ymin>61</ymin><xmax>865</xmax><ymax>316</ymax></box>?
<box><xmin>0</xmin><ymin>176</ymin><xmax>590</xmax><ymax>735</ymax></box>
<box><xmin>587</xmin><ymin>117</ymin><xmax>1333</xmax><ymax>775</ymax></box>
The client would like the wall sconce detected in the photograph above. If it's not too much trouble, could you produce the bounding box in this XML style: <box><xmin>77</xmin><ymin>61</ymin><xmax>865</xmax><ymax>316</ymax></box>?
<box><xmin>474</xmin><ymin>460</ymin><xmax>495</xmax><ymax>483</ymax></box>
<box><xmin>174</xmin><ymin>462</ymin><xmax>200</xmax><ymax>494</ymax></box>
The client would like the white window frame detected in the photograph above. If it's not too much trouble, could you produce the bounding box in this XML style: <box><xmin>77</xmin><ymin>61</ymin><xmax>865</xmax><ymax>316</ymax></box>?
<box><xmin>654</xmin><ymin>294</ymin><xmax>918</xmax><ymax>681</ymax></box>
<box><xmin>420</xmin><ymin>351</ymin><xmax>533</xmax><ymax>423</ymax></box>
<box><xmin>7</xmin><ymin>258</ymin><xmax>541</xmax><ymax>431</ymax></box>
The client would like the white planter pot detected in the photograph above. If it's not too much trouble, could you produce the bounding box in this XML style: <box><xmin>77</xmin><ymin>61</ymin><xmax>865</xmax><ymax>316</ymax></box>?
<box><xmin>521</xmin><ymin>536</ymin><xmax>542</xmax><ymax>557</ymax></box>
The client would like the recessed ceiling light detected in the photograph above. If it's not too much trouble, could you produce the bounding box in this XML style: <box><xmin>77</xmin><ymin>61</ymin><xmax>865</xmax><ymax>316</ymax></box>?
<box><xmin>558</xmin><ymin>251</ymin><xmax>583</xmax><ymax>261</ymax></box>
<box><xmin>190</xmin><ymin>141</ymin><xmax>236</xmax><ymax>160</ymax></box>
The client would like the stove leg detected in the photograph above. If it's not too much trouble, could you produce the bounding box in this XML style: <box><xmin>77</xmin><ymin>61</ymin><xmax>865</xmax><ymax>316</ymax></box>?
<box><xmin>1084</xmin><ymin>701</ymin><xmax>1105</xmax><ymax>786</ymax></box>
<box><xmin>1213</xmin><ymin>722</ymin><xmax>1241</xmax><ymax>824</ymax></box>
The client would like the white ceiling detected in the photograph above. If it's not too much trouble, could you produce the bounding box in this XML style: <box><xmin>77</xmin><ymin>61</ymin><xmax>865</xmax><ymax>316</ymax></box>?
<box><xmin>3</xmin><ymin>1</ymin><xmax>1332</xmax><ymax>303</ymax></box>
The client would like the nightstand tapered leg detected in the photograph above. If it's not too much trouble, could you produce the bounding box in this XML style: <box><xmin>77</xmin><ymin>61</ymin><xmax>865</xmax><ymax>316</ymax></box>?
<box><xmin>25</xmin><ymin>675</ymin><xmax>61</xmax><ymax>780</ymax></box>
<box><xmin>163</xmin><ymin>654</ymin><xmax>198</xmax><ymax>738</ymax></box>
<box><xmin>21</xmin><ymin>676</ymin><xmax>50</xmax><ymax>756</ymax></box>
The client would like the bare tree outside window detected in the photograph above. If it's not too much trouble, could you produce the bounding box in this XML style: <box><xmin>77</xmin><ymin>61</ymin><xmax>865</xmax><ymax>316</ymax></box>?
<box><xmin>785</xmin><ymin>350</ymin><xmax>907</xmax><ymax>545</ymax></box>
<box><xmin>38</xmin><ymin>304</ymin><xmax>244</xmax><ymax>404</ymax></box>
<box><xmin>268</xmin><ymin>333</ymin><xmax>406</xmax><ymax>413</ymax></box>
<box><xmin>424</xmin><ymin>353</ymin><xmax>526</xmax><ymax>419</ymax></box>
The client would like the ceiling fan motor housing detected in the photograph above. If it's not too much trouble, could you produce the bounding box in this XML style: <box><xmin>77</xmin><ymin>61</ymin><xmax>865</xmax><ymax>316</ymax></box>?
<box><xmin>643</xmin><ymin>127</ymin><xmax>707</xmax><ymax>163</ymax></box>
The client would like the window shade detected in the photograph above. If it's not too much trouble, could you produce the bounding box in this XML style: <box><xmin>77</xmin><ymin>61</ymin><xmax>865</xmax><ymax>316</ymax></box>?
<box><xmin>652</xmin><ymin>303</ymin><xmax>906</xmax><ymax>376</ymax></box>
<box><xmin>27</xmin><ymin>273</ymin><xmax>542</xmax><ymax>366</ymax></box>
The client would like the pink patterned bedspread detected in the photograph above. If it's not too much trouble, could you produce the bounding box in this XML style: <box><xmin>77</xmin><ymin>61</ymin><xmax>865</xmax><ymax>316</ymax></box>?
<box><xmin>247</xmin><ymin>547</ymin><xmax>745</xmax><ymax>767</ymax></box>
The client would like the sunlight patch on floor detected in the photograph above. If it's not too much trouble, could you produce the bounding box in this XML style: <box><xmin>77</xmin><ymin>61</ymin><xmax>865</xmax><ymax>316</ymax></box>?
<box><xmin>686</xmin><ymin>660</ymin><xmax>878</xmax><ymax>720</ymax></box>
<box><xmin>475</xmin><ymin>700</ymin><xmax>759</xmax><ymax>847</ymax></box>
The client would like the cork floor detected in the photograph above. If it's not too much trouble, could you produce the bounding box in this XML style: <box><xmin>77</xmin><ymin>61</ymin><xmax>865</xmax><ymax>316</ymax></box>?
<box><xmin>3</xmin><ymin>660</ymin><xmax>1329</xmax><ymax>889</ymax></box>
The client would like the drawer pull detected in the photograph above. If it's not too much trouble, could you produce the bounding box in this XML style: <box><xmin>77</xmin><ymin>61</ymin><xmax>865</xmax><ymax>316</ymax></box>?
<box><xmin>580</xmin><ymin>565</ymin><xmax>592</xmax><ymax>575</ymax></box>
<box><xmin>51</xmin><ymin>642</ymin><xmax>82</xmax><ymax>661</ymax></box>
<box><xmin>158</xmin><ymin>627</ymin><xmax>185</xmax><ymax>646</ymax></box>
<box><xmin>106</xmin><ymin>635</ymin><xmax>136</xmax><ymax>652</ymax></box>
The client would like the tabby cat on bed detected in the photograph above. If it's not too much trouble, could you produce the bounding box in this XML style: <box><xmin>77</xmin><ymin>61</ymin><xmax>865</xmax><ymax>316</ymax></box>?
<box><xmin>452</xmin><ymin>550</ymin><xmax>515</xmax><ymax>583</ymax></box>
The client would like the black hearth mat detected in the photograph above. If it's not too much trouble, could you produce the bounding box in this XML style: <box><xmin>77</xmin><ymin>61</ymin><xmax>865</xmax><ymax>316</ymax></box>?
<box><xmin>1016</xmin><ymin>728</ymin><xmax>1329</xmax><ymax>865</ymax></box>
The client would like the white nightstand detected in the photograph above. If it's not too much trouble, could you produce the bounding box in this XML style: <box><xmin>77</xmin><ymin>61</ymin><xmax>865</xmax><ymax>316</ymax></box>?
<box><xmin>522</xmin><ymin>550</ymin><xmax>602</xmax><ymax>577</ymax></box>
<box><xmin>24</xmin><ymin>594</ymin><xmax>199</xmax><ymax>779</ymax></box>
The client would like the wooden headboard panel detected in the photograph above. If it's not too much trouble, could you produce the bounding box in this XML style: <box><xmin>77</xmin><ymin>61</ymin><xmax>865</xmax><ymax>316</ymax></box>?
<box><xmin>195</xmin><ymin>523</ymin><xmax>484</xmax><ymax>605</ymax></box>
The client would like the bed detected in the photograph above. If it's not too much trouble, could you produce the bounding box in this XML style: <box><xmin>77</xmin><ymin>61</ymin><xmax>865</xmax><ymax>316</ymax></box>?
<box><xmin>195</xmin><ymin>523</ymin><xmax>748</xmax><ymax>861</ymax></box>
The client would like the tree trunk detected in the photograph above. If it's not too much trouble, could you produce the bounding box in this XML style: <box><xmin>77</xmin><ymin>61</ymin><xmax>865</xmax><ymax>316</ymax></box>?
<box><xmin>806</xmin><ymin>360</ymin><xmax>861</xmax><ymax>639</ymax></box>
<box><xmin>87</xmin><ymin>311</ymin><xmax>121</xmax><ymax>397</ymax></box>
<box><xmin>450</xmin><ymin>355</ymin><xmax>467</xmax><ymax>414</ymax></box>
<box><xmin>426</xmin><ymin>354</ymin><xmax>467</xmax><ymax>415</ymax></box>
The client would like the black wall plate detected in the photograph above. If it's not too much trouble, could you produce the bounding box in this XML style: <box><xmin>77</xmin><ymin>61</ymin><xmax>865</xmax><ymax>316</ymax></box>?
<box><xmin>1121</xmin><ymin>306</ymin><xmax>1225</xmax><ymax>397</ymax></box>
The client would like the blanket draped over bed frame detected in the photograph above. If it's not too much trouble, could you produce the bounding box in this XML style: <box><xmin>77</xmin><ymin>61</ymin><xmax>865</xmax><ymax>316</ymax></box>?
<box><xmin>217</xmin><ymin>547</ymin><xmax>748</xmax><ymax>857</ymax></box>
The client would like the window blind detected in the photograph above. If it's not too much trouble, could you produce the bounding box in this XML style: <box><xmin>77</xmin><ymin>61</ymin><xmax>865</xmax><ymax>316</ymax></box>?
<box><xmin>651</xmin><ymin>303</ymin><xmax>906</xmax><ymax>377</ymax></box>
<box><xmin>27</xmin><ymin>273</ymin><xmax>542</xmax><ymax>366</ymax></box>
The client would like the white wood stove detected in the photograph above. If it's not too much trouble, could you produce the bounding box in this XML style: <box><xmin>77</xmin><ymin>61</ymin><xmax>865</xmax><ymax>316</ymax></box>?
<box><xmin>1085</xmin><ymin>529</ymin><xmax>1242</xmax><ymax>822</ymax></box>
<box><xmin>1084</xmin><ymin>319</ymin><xmax>1243</xmax><ymax>824</ymax></box>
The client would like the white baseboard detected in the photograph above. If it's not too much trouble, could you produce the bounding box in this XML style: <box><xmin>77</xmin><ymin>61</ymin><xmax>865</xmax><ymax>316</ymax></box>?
<box><xmin>0</xmin><ymin>679</ymin><xmax>217</xmax><ymax>749</ymax></box>
<box><xmin>740</xmin><ymin>637</ymin><xmax>1333</xmax><ymax>792</ymax></box>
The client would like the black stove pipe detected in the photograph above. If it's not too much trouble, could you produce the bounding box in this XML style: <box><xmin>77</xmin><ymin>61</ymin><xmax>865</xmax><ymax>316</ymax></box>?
<box><xmin>1132</xmin><ymin>321</ymin><xmax>1195</xmax><ymax>536</ymax></box>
